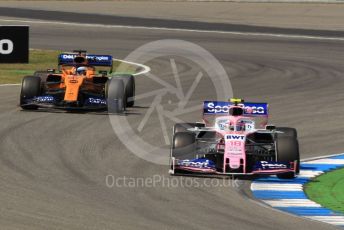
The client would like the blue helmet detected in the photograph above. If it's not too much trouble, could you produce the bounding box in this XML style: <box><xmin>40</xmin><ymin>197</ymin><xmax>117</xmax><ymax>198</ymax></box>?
<box><xmin>76</xmin><ymin>66</ymin><xmax>87</xmax><ymax>75</ymax></box>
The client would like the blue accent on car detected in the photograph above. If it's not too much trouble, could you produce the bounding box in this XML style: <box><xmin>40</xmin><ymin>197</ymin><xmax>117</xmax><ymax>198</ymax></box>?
<box><xmin>253</xmin><ymin>161</ymin><xmax>290</xmax><ymax>171</ymax></box>
<box><xmin>34</xmin><ymin>95</ymin><xmax>55</xmax><ymax>103</ymax></box>
<box><xmin>203</xmin><ymin>101</ymin><xmax>268</xmax><ymax>115</ymax></box>
<box><xmin>178</xmin><ymin>158</ymin><xmax>216</xmax><ymax>169</ymax></box>
<box><xmin>84</xmin><ymin>97</ymin><xmax>107</xmax><ymax>106</ymax></box>
<box><xmin>58</xmin><ymin>54</ymin><xmax>113</xmax><ymax>66</ymax></box>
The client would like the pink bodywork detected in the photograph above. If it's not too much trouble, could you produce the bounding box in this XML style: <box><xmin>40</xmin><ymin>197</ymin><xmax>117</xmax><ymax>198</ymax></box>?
<box><xmin>215</xmin><ymin>115</ymin><xmax>254</xmax><ymax>174</ymax></box>
<box><xmin>201</xmin><ymin>106</ymin><xmax>265</xmax><ymax>174</ymax></box>
<box><xmin>172</xmin><ymin>104</ymin><xmax>297</xmax><ymax>175</ymax></box>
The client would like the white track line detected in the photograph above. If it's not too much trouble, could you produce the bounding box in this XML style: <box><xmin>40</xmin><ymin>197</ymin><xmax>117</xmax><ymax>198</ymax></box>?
<box><xmin>305</xmin><ymin>216</ymin><xmax>344</xmax><ymax>226</ymax></box>
<box><xmin>302</xmin><ymin>152</ymin><xmax>344</xmax><ymax>162</ymax></box>
<box><xmin>251</xmin><ymin>183</ymin><xmax>303</xmax><ymax>191</ymax></box>
<box><xmin>113</xmin><ymin>58</ymin><xmax>151</xmax><ymax>76</ymax></box>
<box><xmin>1</xmin><ymin>18</ymin><xmax>344</xmax><ymax>42</ymax></box>
<box><xmin>0</xmin><ymin>84</ymin><xmax>20</xmax><ymax>86</ymax></box>
<box><xmin>302</xmin><ymin>159</ymin><xmax>344</xmax><ymax>165</ymax></box>
<box><xmin>264</xmin><ymin>199</ymin><xmax>322</xmax><ymax>208</ymax></box>
<box><xmin>298</xmin><ymin>170</ymin><xmax>323</xmax><ymax>178</ymax></box>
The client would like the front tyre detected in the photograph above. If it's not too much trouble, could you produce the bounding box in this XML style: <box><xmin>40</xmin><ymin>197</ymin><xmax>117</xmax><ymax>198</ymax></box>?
<box><xmin>276</xmin><ymin>136</ymin><xmax>300</xmax><ymax>179</ymax></box>
<box><xmin>114</xmin><ymin>74</ymin><xmax>135</xmax><ymax>107</ymax></box>
<box><xmin>276</xmin><ymin>127</ymin><xmax>298</xmax><ymax>139</ymax></box>
<box><xmin>170</xmin><ymin>132</ymin><xmax>196</xmax><ymax>173</ymax></box>
<box><xmin>20</xmin><ymin>76</ymin><xmax>41</xmax><ymax>110</ymax></box>
<box><xmin>106</xmin><ymin>78</ymin><xmax>126</xmax><ymax>113</ymax></box>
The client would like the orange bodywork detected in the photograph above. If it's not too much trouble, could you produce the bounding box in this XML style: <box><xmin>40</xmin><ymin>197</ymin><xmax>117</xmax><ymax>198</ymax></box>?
<box><xmin>64</xmin><ymin>75</ymin><xmax>85</xmax><ymax>101</ymax></box>
<box><xmin>47</xmin><ymin>65</ymin><xmax>98</xmax><ymax>102</ymax></box>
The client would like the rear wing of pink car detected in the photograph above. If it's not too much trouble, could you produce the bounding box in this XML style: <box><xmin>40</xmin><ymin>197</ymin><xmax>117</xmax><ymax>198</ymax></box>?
<box><xmin>202</xmin><ymin>101</ymin><xmax>269</xmax><ymax>128</ymax></box>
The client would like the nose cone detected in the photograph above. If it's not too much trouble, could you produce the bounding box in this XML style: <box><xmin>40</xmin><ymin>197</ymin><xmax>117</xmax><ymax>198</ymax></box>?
<box><xmin>64</xmin><ymin>76</ymin><xmax>84</xmax><ymax>102</ymax></box>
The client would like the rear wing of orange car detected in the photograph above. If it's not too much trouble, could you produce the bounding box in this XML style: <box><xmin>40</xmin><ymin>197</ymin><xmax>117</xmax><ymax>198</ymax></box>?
<box><xmin>58</xmin><ymin>53</ymin><xmax>113</xmax><ymax>73</ymax></box>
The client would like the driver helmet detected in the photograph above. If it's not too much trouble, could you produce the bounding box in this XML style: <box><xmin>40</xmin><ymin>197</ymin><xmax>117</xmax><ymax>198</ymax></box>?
<box><xmin>76</xmin><ymin>66</ymin><xmax>87</xmax><ymax>75</ymax></box>
<box><xmin>225</xmin><ymin>121</ymin><xmax>245</xmax><ymax>131</ymax></box>
<box><xmin>235</xmin><ymin>121</ymin><xmax>246</xmax><ymax>131</ymax></box>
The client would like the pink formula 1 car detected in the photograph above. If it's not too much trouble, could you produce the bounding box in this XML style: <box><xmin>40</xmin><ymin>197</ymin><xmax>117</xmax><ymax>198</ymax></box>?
<box><xmin>169</xmin><ymin>99</ymin><xmax>299</xmax><ymax>179</ymax></box>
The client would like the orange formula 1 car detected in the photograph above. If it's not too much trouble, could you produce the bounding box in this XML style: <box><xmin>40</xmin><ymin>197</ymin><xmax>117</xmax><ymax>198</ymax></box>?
<box><xmin>20</xmin><ymin>50</ymin><xmax>135</xmax><ymax>112</ymax></box>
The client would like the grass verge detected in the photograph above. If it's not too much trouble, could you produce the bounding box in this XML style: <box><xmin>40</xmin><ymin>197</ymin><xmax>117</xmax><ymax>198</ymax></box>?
<box><xmin>305</xmin><ymin>167</ymin><xmax>344</xmax><ymax>214</ymax></box>
<box><xmin>0</xmin><ymin>49</ymin><xmax>137</xmax><ymax>84</ymax></box>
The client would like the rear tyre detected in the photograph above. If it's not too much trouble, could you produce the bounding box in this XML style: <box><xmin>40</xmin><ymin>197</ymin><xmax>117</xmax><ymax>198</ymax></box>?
<box><xmin>114</xmin><ymin>75</ymin><xmax>135</xmax><ymax>107</ymax></box>
<box><xmin>276</xmin><ymin>127</ymin><xmax>297</xmax><ymax>139</ymax></box>
<box><xmin>20</xmin><ymin>76</ymin><xmax>41</xmax><ymax>110</ymax></box>
<box><xmin>106</xmin><ymin>78</ymin><xmax>126</xmax><ymax>113</ymax></box>
<box><xmin>173</xmin><ymin>123</ymin><xmax>205</xmax><ymax>135</ymax></box>
<box><xmin>276</xmin><ymin>136</ymin><xmax>300</xmax><ymax>179</ymax></box>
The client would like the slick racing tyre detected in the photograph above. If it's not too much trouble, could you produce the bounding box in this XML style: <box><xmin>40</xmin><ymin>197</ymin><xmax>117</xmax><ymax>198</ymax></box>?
<box><xmin>170</xmin><ymin>132</ymin><xmax>197</xmax><ymax>174</ymax></box>
<box><xmin>114</xmin><ymin>74</ymin><xmax>135</xmax><ymax>107</ymax></box>
<box><xmin>34</xmin><ymin>71</ymin><xmax>49</xmax><ymax>84</ymax></box>
<box><xmin>173</xmin><ymin>123</ymin><xmax>205</xmax><ymax>135</ymax></box>
<box><xmin>276</xmin><ymin>127</ymin><xmax>298</xmax><ymax>139</ymax></box>
<box><xmin>276</xmin><ymin>136</ymin><xmax>300</xmax><ymax>179</ymax></box>
<box><xmin>106</xmin><ymin>78</ymin><xmax>126</xmax><ymax>112</ymax></box>
<box><xmin>20</xmin><ymin>76</ymin><xmax>41</xmax><ymax>110</ymax></box>
<box><xmin>171</xmin><ymin>132</ymin><xmax>196</xmax><ymax>160</ymax></box>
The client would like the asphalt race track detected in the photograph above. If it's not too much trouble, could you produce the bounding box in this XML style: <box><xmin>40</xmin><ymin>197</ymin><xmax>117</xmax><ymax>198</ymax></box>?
<box><xmin>1</xmin><ymin>10</ymin><xmax>344</xmax><ymax>230</ymax></box>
